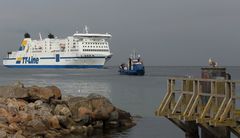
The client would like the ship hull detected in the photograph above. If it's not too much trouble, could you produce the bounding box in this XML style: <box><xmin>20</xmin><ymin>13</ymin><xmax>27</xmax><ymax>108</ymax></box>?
<box><xmin>119</xmin><ymin>69</ymin><xmax>145</xmax><ymax>76</ymax></box>
<box><xmin>3</xmin><ymin>56</ymin><xmax>108</xmax><ymax>69</ymax></box>
<box><xmin>4</xmin><ymin>65</ymin><xmax>103</xmax><ymax>68</ymax></box>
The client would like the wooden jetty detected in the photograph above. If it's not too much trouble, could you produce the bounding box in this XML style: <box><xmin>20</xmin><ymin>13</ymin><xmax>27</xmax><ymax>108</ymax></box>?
<box><xmin>155</xmin><ymin>67</ymin><xmax>240</xmax><ymax>138</ymax></box>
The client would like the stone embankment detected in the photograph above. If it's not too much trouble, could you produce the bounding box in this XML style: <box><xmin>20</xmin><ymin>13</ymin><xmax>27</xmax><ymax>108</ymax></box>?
<box><xmin>0</xmin><ymin>82</ymin><xmax>136</xmax><ymax>138</ymax></box>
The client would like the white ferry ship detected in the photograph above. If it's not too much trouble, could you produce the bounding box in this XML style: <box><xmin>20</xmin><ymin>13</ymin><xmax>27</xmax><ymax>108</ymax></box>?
<box><xmin>3</xmin><ymin>27</ymin><xmax>112</xmax><ymax>68</ymax></box>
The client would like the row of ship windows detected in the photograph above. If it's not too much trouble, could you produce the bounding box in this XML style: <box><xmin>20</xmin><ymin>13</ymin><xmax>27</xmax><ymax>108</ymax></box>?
<box><xmin>83</xmin><ymin>46</ymin><xmax>107</xmax><ymax>48</ymax></box>
<box><xmin>82</xmin><ymin>42</ymin><xmax>107</xmax><ymax>45</ymax></box>
<box><xmin>33</xmin><ymin>45</ymin><xmax>107</xmax><ymax>49</ymax></box>
<box><xmin>36</xmin><ymin>43</ymin><xmax>107</xmax><ymax>47</ymax></box>
<box><xmin>71</xmin><ymin>39</ymin><xmax>105</xmax><ymax>42</ymax></box>
<box><xmin>83</xmin><ymin>49</ymin><xmax>109</xmax><ymax>52</ymax></box>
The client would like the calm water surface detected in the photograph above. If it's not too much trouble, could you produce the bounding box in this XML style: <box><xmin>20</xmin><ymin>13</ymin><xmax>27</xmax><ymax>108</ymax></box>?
<box><xmin>0</xmin><ymin>66</ymin><xmax>239</xmax><ymax>138</ymax></box>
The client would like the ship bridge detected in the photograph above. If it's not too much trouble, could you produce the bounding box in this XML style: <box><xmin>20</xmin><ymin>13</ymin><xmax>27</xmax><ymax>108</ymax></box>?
<box><xmin>73</xmin><ymin>33</ymin><xmax>111</xmax><ymax>38</ymax></box>
<box><xmin>73</xmin><ymin>26</ymin><xmax>111</xmax><ymax>38</ymax></box>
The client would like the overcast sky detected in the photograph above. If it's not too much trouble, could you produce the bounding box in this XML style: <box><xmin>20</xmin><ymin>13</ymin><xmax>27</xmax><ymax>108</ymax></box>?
<box><xmin>0</xmin><ymin>0</ymin><xmax>240</xmax><ymax>66</ymax></box>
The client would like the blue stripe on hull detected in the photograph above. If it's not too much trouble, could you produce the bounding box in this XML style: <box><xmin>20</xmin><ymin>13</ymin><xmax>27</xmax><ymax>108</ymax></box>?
<box><xmin>3</xmin><ymin>56</ymin><xmax>106</xmax><ymax>60</ymax></box>
<box><xmin>4</xmin><ymin>65</ymin><xmax>103</xmax><ymax>69</ymax></box>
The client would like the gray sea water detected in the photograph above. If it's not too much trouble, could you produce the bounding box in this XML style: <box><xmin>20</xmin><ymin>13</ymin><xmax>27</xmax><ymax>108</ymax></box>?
<box><xmin>0</xmin><ymin>66</ymin><xmax>239</xmax><ymax>138</ymax></box>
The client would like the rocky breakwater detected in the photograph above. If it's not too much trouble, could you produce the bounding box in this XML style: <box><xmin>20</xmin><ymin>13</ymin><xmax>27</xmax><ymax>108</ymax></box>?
<box><xmin>0</xmin><ymin>82</ymin><xmax>136</xmax><ymax>138</ymax></box>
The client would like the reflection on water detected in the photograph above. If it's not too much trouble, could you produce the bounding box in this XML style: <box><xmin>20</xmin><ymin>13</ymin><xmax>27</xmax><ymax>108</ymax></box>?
<box><xmin>65</xmin><ymin>127</ymin><xmax>131</xmax><ymax>138</ymax></box>
<box><xmin>59</xmin><ymin>81</ymin><xmax>111</xmax><ymax>99</ymax></box>
<box><xmin>22</xmin><ymin>78</ymin><xmax>112</xmax><ymax>99</ymax></box>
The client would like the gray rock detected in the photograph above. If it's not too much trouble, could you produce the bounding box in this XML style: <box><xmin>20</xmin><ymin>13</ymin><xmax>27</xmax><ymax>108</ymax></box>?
<box><xmin>67</xmin><ymin>97</ymin><xmax>92</xmax><ymax>121</ymax></box>
<box><xmin>7</xmin><ymin>105</ymin><xmax>18</xmax><ymax>115</ymax></box>
<box><xmin>87</xmin><ymin>125</ymin><xmax>94</xmax><ymax>135</ymax></box>
<box><xmin>34</xmin><ymin>100</ymin><xmax>43</xmax><ymax>107</ymax></box>
<box><xmin>28</xmin><ymin>86</ymin><xmax>54</xmax><ymax>101</ymax></box>
<box><xmin>50</xmin><ymin>99</ymin><xmax>67</xmax><ymax>105</ymax></box>
<box><xmin>27</xmin><ymin>103</ymin><xmax>35</xmax><ymax>111</ymax></box>
<box><xmin>0</xmin><ymin>86</ymin><xmax>28</xmax><ymax>98</ymax></box>
<box><xmin>13</xmin><ymin>131</ymin><xmax>25</xmax><ymax>138</ymax></box>
<box><xmin>119</xmin><ymin>119</ymin><xmax>136</xmax><ymax>128</ymax></box>
<box><xmin>36</xmin><ymin>107</ymin><xmax>52</xmax><ymax>116</ymax></box>
<box><xmin>88</xmin><ymin>93</ymin><xmax>112</xmax><ymax>103</ymax></box>
<box><xmin>67</xmin><ymin>97</ymin><xmax>86</xmax><ymax>108</ymax></box>
<box><xmin>44</xmin><ymin>130</ymin><xmax>61</xmax><ymax>138</ymax></box>
<box><xmin>106</xmin><ymin>121</ymin><xmax>119</xmax><ymax>128</ymax></box>
<box><xmin>57</xmin><ymin>115</ymin><xmax>75</xmax><ymax>129</ymax></box>
<box><xmin>45</xmin><ymin>86</ymin><xmax>62</xmax><ymax>99</ymax></box>
<box><xmin>75</xmin><ymin>115</ymin><xmax>91</xmax><ymax>125</ymax></box>
<box><xmin>0</xmin><ymin>104</ymin><xmax>8</xmax><ymax>110</ymax></box>
<box><xmin>13</xmin><ymin>81</ymin><xmax>24</xmax><ymax>88</ymax></box>
<box><xmin>26</xmin><ymin>119</ymin><xmax>47</xmax><ymax>132</ymax></box>
<box><xmin>117</xmin><ymin>109</ymin><xmax>131</xmax><ymax>120</ymax></box>
<box><xmin>92</xmin><ymin>107</ymin><xmax>110</xmax><ymax>120</ymax></box>
<box><xmin>0</xmin><ymin>117</ymin><xmax>8</xmax><ymax>124</ymax></box>
<box><xmin>32</xmin><ymin>136</ymin><xmax>43</xmax><ymax>138</ymax></box>
<box><xmin>61</xmin><ymin>95</ymin><xmax>74</xmax><ymax>101</ymax></box>
<box><xmin>87</xmin><ymin>93</ymin><xmax>105</xmax><ymax>99</ymax></box>
<box><xmin>91</xmin><ymin>98</ymin><xmax>115</xmax><ymax>121</ymax></box>
<box><xmin>82</xmin><ymin>126</ymin><xmax>88</xmax><ymax>136</ymax></box>
<box><xmin>109</xmin><ymin>110</ymin><xmax>119</xmax><ymax>121</ymax></box>
<box><xmin>0</xmin><ymin>129</ymin><xmax>7</xmax><ymax>138</ymax></box>
<box><xmin>69</xmin><ymin>126</ymin><xmax>84</xmax><ymax>135</ymax></box>
<box><xmin>6</xmin><ymin>99</ymin><xmax>20</xmax><ymax>115</ymax></box>
<box><xmin>92</xmin><ymin>121</ymin><xmax>103</xmax><ymax>128</ymax></box>
<box><xmin>54</xmin><ymin>104</ymin><xmax>72</xmax><ymax>117</ymax></box>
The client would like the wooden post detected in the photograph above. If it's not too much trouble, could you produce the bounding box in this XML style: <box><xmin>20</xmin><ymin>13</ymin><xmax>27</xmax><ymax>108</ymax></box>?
<box><xmin>201</xmin><ymin>67</ymin><xmax>230</xmax><ymax>138</ymax></box>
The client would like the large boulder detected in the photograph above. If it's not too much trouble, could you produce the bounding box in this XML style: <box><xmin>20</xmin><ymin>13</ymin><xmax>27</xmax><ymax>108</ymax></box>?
<box><xmin>28</xmin><ymin>86</ymin><xmax>54</xmax><ymax>101</ymax></box>
<box><xmin>116</xmin><ymin>109</ymin><xmax>136</xmax><ymax>128</ymax></box>
<box><xmin>65</xmin><ymin>94</ymin><xmax>134</xmax><ymax>128</ymax></box>
<box><xmin>28</xmin><ymin>86</ymin><xmax>62</xmax><ymax>101</ymax></box>
<box><xmin>67</xmin><ymin>96</ymin><xmax>114</xmax><ymax>123</ymax></box>
<box><xmin>90</xmin><ymin>96</ymin><xmax>115</xmax><ymax>121</ymax></box>
<box><xmin>0</xmin><ymin>86</ymin><xmax>28</xmax><ymax>99</ymax></box>
<box><xmin>67</xmin><ymin>97</ymin><xmax>92</xmax><ymax>122</ymax></box>
<box><xmin>45</xmin><ymin>86</ymin><xmax>61</xmax><ymax>99</ymax></box>
<box><xmin>0</xmin><ymin>82</ymin><xmax>62</xmax><ymax>102</ymax></box>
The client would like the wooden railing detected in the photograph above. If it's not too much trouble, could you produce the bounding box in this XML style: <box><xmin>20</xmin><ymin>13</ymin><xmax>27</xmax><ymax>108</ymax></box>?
<box><xmin>155</xmin><ymin>77</ymin><xmax>240</xmax><ymax>136</ymax></box>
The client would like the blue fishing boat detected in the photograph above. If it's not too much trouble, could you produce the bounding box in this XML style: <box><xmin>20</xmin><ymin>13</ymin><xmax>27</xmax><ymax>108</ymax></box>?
<box><xmin>118</xmin><ymin>52</ymin><xmax>145</xmax><ymax>76</ymax></box>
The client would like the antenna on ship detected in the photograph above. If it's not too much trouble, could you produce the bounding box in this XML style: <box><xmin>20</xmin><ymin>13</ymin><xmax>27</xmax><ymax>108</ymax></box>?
<box><xmin>133</xmin><ymin>50</ymin><xmax>136</xmax><ymax>59</ymax></box>
<box><xmin>75</xmin><ymin>27</ymin><xmax>79</xmax><ymax>34</ymax></box>
<box><xmin>39</xmin><ymin>33</ymin><xmax>42</xmax><ymax>40</ymax></box>
<box><xmin>84</xmin><ymin>25</ymin><xmax>88</xmax><ymax>34</ymax></box>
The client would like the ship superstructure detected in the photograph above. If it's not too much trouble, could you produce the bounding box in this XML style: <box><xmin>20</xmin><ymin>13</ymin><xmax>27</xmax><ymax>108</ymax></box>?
<box><xmin>3</xmin><ymin>27</ymin><xmax>112</xmax><ymax>68</ymax></box>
